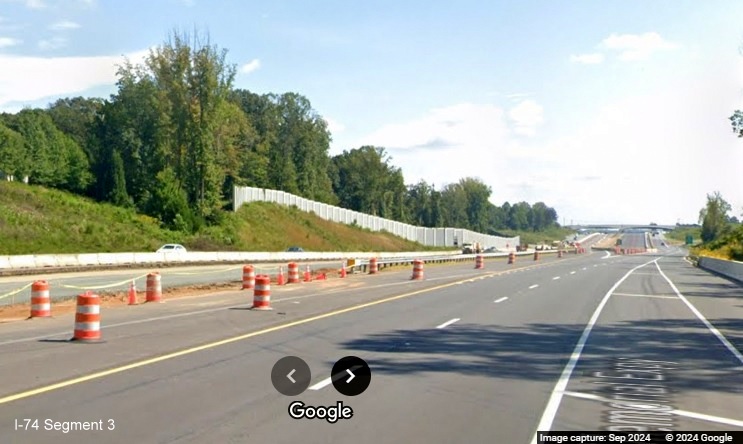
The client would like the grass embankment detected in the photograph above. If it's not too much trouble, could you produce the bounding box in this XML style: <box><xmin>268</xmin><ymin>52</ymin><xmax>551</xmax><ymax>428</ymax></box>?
<box><xmin>0</xmin><ymin>181</ymin><xmax>431</xmax><ymax>254</ymax></box>
<box><xmin>665</xmin><ymin>226</ymin><xmax>701</xmax><ymax>246</ymax></box>
<box><xmin>689</xmin><ymin>227</ymin><xmax>743</xmax><ymax>261</ymax></box>
<box><xmin>665</xmin><ymin>226</ymin><xmax>743</xmax><ymax>261</ymax></box>
<box><xmin>495</xmin><ymin>227</ymin><xmax>574</xmax><ymax>246</ymax></box>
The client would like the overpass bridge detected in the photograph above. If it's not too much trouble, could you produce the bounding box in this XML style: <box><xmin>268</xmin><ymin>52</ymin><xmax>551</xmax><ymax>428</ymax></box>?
<box><xmin>565</xmin><ymin>224</ymin><xmax>677</xmax><ymax>232</ymax></box>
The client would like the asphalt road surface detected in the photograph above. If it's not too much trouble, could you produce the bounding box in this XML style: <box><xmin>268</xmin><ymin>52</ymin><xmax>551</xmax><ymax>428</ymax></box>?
<box><xmin>620</xmin><ymin>230</ymin><xmax>648</xmax><ymax>251</ymax></box>
<box><xmin>0</xmin><ymin>243</ymin><xmax>741</xmax><ymax>444</ymax></box>
<box><xmin>0</xmin><ymin>261</ymin><xmax>349</xmax><ymax>306</ymax></box>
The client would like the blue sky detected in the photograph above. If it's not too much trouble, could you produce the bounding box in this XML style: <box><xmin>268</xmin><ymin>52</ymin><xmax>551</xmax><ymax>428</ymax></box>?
<box><xmin>1</xmin><ymin>0</ymin><xmax>742</xmax><ymax>225</ymax></box>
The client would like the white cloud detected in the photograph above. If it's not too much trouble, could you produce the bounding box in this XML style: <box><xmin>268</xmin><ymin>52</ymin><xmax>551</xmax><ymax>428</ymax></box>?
<box><xmin>0</xmin><ymin>36</ymin><xmax>21</xmax><ymax>48</ymax></box>
<box><xmin>570</xmin><ymin>53</ymin><xmax>604</xmax><ymax>64</ymax></box>
<box><xmin>38</xmin><ymin>36</ymin><xmax>67</xmax><ymax>50</ymax></box>
<box><xmin>508</xmin><ymin>99</ymin><xmax>544</xmax><ymax>136</ymax></box>
<box><xmin>0</xmin><ymin>49</ymin><xmax>149</xmax><ymax>109</ymax></box>
<box><xmin>324</xmin><ymin>117</ymin><xmax>345</xmax><ymax>134</ymax></box>
<box><xmin>505</xmin><ymin>92</ymin><xmax>534</xmax><ymax>101</ymax></box>
<box><xmin>357</xmin><ymin>103</ymin><xmax>516</xmax><ymax>187</ymax></box>
<box><xmin>239</xmin><ymin>58</ymin><xmax>261</xmax><ymax>74</ymax></box>
<box><xmin>49</xmin><ymin>20</ymin><xmax>80</xmax><ymax>31</ymax></box>
<box><xmin>25</xmin><ymin>0</ymin><xmax>45</xmax><ymax>9</ymax></box>
<box><xmin>602</xmin><ymin>32</ymin><xmax>679</xmax><ymax>61</ymax></box>
<box><xmin>353</xmin><ymin>56</ymin><xmax>743</xmax><ymax>224</ymax></box>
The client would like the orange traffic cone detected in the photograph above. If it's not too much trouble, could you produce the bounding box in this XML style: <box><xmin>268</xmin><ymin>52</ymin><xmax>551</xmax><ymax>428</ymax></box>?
<box><xmin>340</xmin><ymin>264</ymin><xmax>347</xmax><ymax>278</ymax></box>
<box><xmin>277</xmin><ymin>267</ymin><xmax>285</xmax><ymax>285</ymax></box>
<box><xmin>128</xmin><ymin>280</ymin><xmax>137</xmax><ymax>305</ymax></box>
<box><xmin>304</xmin><ymin>265</ymin><xmax>312</xmax><ymax>282</ymax></box>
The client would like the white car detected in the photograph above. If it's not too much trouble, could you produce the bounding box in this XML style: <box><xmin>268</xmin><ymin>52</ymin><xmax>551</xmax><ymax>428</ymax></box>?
<box><xmin>156</xmin><ymin>244</ymin><xmax>187</xmax><ymax>253</ymax></box>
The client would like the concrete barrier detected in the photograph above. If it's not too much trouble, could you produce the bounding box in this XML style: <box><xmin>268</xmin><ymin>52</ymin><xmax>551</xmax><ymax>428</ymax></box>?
<box><xmin>0</xmin><ymin>249</ymin><xmax>463</xmax><ymax>273</ymax></box>
<box><xmin>8</xmin><ymin>255</ymin><xmax>37</xmax><ymax>269</ymax></box>
<box><xmin>33</xmin><ymin>255</ymin><xmax>60</xmax><ymax>268</ymax></box>
<box><xmin>697</xmin><ymin>256</ymin><xmax>743</xmax><ymax>284</ymax></box>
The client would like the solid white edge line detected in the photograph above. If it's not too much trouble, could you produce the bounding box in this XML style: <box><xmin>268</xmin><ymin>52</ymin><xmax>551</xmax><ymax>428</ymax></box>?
<box><xmin>561</xmin><ymin>391</ymin><xmax>743</xmax><ymax>427</ymax></box>
<box><xmin>614</xmin><ymin>293</ymin><xmax>678</xmax><ymax>300</ymax></box>
<box><xmin>672</xmin><ymin>409</ymin><xmax>743</xmax><ymax>428</ymax></box>
<box><xmin>654</xmin><ymin>261</ymin><xmax>743</xmax><ymax>365</ymax></box>
<box><xmin>436</xmin><ymin>318</ymin><xmax>460</xmax><ymax>329</ymax></box>
<box><xmin>494</xmin><ymin>297</ymin><xmax>508</xmax><ymax>303</ymax></box>
<box><xmin>529</xmin><ymin>258</ymin><xmax>656</xmax><ymax>444</ymax></box>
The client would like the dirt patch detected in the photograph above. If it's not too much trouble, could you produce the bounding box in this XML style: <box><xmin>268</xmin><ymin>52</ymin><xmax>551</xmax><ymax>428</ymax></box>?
<box><xmin>0</xmin><ymin>281</ymin><xmax>242</xmax><ymax>322</ymax></box>
<box><xmin>593</xmin><ymin>234</ymin><xmax>620</xmax><ymax>249</ymax></box>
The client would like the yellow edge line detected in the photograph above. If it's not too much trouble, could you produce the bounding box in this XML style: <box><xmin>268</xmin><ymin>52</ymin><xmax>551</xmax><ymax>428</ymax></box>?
<box><xmin>0</xmin><ymin>258</ymin><xmax>565</xmax><ymax>405</ymax></box>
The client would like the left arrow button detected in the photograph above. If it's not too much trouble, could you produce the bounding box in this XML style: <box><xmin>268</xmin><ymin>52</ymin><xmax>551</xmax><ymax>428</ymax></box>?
<box><xmin>271</xmin><ymin>356</ymin><xmax>311</xmax><ymax>396</ymax></box>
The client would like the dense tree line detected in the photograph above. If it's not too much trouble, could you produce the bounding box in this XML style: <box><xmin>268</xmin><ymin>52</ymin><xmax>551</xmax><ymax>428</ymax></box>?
<box><xmin>0</xmin><ymin>31</ymin><xmax>559</xmax><ymax>234</ymax></box>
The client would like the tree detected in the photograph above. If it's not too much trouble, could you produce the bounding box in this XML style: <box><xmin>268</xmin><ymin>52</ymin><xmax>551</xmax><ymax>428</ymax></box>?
<box><xmin>332</xmin><ymin>146</ymin><xmax>402</xmax><ymax>216</ymax></box>
<box><xmin>439</xmin><ymin>183</ymin><xmax>469</xmax><ymax>228</ymax></box>
<box><xmin>229</xmin><ymin>89</ymin><xmax>276</xmax><ymax>189</ymax></box>
<box><xmin>277</xmin><ymin>92</ymin><xmax>335</xmax><ymax>203</ymax></box>
<box><xmin>699</xmin><ymin>191</ymin><xmax>732</xmax><ymax>243</ymax></box>
<box><xmin>730</xmin><ymin>110</ymin><xmax>743</xmax><ymax>137</ymax></box>
<box><xmin>508</xmin><ymin>202</ymin><xmax>531</xmax><ymax>230</ymax></box>
<box><xmin>4</xmin><ymin>109</ymin><xmax>92</xmax><ymax>191</ymax></box>
<box><xmin>143</xmin><ymin>29</ymin><xmax>237</xmax><ymax>222</ymax></box>
<box><xmin>458</xmin><ymin>177</ymin><xmax>492</xmax><ymax>232</ymax></box>
<box><xmin>0</xmin><ymin>122</ymin><xmax>25</xmax><ymax>179</ymax></box>
<box><xmin>47</xmin><ymin>97</ymin><xmax>104</xmax><ymax>163</ymax></box>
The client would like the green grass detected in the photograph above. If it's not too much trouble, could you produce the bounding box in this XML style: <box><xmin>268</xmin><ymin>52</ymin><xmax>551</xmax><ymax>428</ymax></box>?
<box><xmin>665</xmin><ymin>226</ymin><xmax>701</xmax><ymax>245</ymax></box>
<box><xmin>493</xmin><ymin>226</ymin><xmax>574</xmax><ymax>246</ymax></box>
<box><xmin>0</xmin><ymin>181</ymin><xmax>433</xmax><ymax>254</ymax></box>
<box><xmin>666</xmin><ymin>224</ymin><xmax>743</xmax><ymax>261</ymax></box>
<box><xmin>688</xmin><ymin>224</ymin><xmax>743</xmax><ymax>261</ymax></box>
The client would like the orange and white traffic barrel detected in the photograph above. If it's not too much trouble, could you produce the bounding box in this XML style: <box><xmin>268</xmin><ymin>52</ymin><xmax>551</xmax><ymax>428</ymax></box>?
<box><xmin>340</xmin><ymin>263</ymin><xmax>347</xmax><ymax>278</ymax></box>
<box><xmin>252</xmin><ymin>275</ymin><xmax>272</xmax><ymax>311</ymax></box>
<box><xmin>475</xmin><ymin>255</ymin><xmax>484</xmax><ymax>269</ymax></box>
<box><xmin>533</xmin><ymin>251</ymin><xmax>540</xmax><ymax>261</ymax></box>
<box><xmin>287</xmin><ymin>262</ymin><xmax>300</xmax><ymax>284</ymax></box>
<box><xmin>369</xmin><ymin>258</ymin><xmax>378</xmax><ymax>274</ymax></box>
<box><xmin>146</xmin><ymin>272</ymin><xmax>162</xmax><ymax>303</ymax></box>
<box><xmin>242</xmin><ymin>265</ymin><xmax>255</xmax><ymax>290</ymax></box>
<box><xmin>558</xmin><ymin>250</ymin><xmax>564</xmax><ymax>258</ymax></box>
<box><xmin>30</xmin><ymin>280</ymin><xmax>51</xmax><ymax>318</ymax></box>
<box><xmin>411</xmin><ymin>259</ymin><xmax>424</xmax><ymax>280</ymax></box>
<box><xmin>72</xmin><ymin>291</ymin><xmax>101</xmax><ymax>341</ymax></box>
<box><xmin>508</xmin><ymin>252</ymin><xmax>515</xmax><ymax>264</ymax></box>
<box><xmin>304</xmin><ymin>265</ymin><xmax>312</xmax><ymax>282</ymax></box>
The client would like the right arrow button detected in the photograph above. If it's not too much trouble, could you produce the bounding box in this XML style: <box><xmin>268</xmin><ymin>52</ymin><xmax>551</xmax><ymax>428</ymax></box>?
<box><xmin>332</xmin><ymin>356</ymin><xmax>371</xmax><ymax>396</ymax></box>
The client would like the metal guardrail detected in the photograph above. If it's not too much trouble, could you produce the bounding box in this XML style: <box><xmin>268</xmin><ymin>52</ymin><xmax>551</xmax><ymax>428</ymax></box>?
<box><xmin>346</xmin><ymin>250</ymin><xmax>556</xmax><ymax>273</ymax></box>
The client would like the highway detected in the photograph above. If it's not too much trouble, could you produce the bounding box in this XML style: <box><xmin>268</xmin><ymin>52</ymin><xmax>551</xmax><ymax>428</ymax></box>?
<box><xmin>619</xmin><ymin>230</ymin><xmax>648</xmax><ymax>251</ymax></box>
<box><xmin>0</xmin><ymin>261</ymin><xmax>347</xmax><ymax>306</ymax></box>
<box><xmin>0</xmin><ymin>240</ymin><xmax>742</xmax><ymax>443</ymax></box>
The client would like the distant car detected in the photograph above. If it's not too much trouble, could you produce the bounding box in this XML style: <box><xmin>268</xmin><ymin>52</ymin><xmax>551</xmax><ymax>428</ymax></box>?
<box><xmin>286</xmin><ymin>246</ymin><xmax>304</xmax><ymax>252</ymax></box>
<box><xmin>156</xmin><ymin>244</ymin><xmax>187</xmax><ymax>253</ymax></box>
<box><xmin>484</xmin><ymin>246</ymin><xmax>498</xmax><ymax>253</ymax></box>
